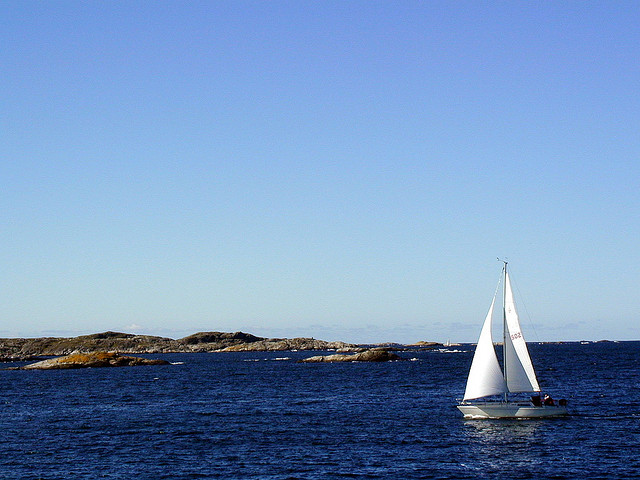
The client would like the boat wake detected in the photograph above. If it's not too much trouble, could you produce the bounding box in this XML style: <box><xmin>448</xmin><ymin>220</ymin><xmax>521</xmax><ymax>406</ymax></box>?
<box><xmin>571</xmin><ymin>412</ymin><xmax>640</xmax><ymax>419</ymax></box>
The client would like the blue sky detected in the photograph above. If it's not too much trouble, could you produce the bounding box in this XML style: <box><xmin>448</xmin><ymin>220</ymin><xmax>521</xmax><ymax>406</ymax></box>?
<box><xmin>1</xmin><ymin>2</ymin><xmax>638</xmax><ymax>343</ymax></box>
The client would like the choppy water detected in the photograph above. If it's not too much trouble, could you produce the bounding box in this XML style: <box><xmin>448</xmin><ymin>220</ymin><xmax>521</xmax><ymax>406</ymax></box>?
<box><xmin>1</xmin><ymin>342</ymin><xmax>639</xmax><ymax>479</ymax></box>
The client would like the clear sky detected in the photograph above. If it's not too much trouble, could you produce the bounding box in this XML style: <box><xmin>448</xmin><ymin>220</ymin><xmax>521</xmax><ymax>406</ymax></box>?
<box><xmin>2</xmin><ymin>2</ymin><xmax>639</xmax><ymax>343</ymax></box>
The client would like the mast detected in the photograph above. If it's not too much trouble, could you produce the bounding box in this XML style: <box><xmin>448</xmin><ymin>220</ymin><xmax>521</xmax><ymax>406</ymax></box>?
<box><xmin>502</xmin><ymin>260</ymin><xmax>508</xmax><ymax>403</ymax></box>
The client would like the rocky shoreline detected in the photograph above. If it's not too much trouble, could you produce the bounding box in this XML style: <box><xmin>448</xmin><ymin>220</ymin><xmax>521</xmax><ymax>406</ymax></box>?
<box><xmin>0</xmin><ymin>331</ymin><xmax>448</xmax><ymax>370</ymax></box>
<box><xmin>0</xmin><ymin>331</ymin><xmax>358</xmax><ymax>357</ymax></box>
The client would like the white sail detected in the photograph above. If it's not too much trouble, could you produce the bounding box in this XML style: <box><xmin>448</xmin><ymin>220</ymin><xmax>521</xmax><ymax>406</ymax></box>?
<box><xmin>463</xmin><ymin>294</ymin><xmax>507</xmax><ymax>400</ymax></box>
<box><xmin>503</xmin><ymin>271</ymin><xmax>540</xmax><ymax>393</ymax></box>
<box><xmin>457</xmin><ymin>264</ymin><xmax>568</xmax><ymax>418</ymax></box>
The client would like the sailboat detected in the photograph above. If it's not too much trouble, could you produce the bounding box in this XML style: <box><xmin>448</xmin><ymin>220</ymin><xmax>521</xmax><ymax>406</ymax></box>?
<box><xmin>457</xmin><ymin>261</ymin><xmax>568</xmax><ymax>419</ymax></box>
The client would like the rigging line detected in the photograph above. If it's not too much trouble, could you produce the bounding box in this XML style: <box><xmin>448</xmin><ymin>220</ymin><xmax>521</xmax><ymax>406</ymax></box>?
<box><xmin>509</xmin><ymin>267</ymin><xmax>541</xmax><ymax>344</ymax></box>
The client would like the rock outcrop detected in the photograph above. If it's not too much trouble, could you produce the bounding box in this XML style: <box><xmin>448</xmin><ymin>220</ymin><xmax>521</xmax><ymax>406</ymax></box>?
<box><xmin>220</xmin><ymin>337</ymin><xmax>353</xmax><ymax>352</ymax></box>
<box><xmin>179</xmin><ymin>331</ymin><xmax>263</xmax><ymax>349</ymax></box>
<box><xmin>407</xmin><ymin>341</ymin><xmax>442</xmax><ymax>347</ymax></box>
<box><xmin>0</xmin><ymin>331</ymin><xmax>357</xmax><ymax>356</ymax></box>
<box><xmin>20</xmin><ymin>351</ymin><xmax>170</xmax><ymax>370</ymax></box>
<box><xmin>301</xmin><ymin>349</ymin><xmax>401</xmax><ymax>363</ymax></box>
<box><xmin>0</xmin><ymin>332</ymin><xmax>179</xmax><ymax>356</ymax></box>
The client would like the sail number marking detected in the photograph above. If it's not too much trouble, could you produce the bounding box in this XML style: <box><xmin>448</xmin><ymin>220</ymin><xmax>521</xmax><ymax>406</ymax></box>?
<box><xmin>510</xmin><ymin>332</ymin><xmax>522</xmax><ymax>340</ymax></box>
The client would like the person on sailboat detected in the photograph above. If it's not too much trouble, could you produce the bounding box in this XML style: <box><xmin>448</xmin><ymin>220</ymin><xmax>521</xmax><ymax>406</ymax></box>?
<box><xmin>543</xmin><ymin>394</ymin><xmax>555</xmax><ymax>406</ymax></box>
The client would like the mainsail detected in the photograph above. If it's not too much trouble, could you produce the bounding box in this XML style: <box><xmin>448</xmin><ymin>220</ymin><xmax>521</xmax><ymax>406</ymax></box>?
<box><xmin>463</xmin><ymin>295</ymin><xmax>507</xmax><ymax>400</ymax></box>
<box><xmin>503</xmin><ymin>271</ymin><xmax>540</xmax><ymax>393</ymax></box>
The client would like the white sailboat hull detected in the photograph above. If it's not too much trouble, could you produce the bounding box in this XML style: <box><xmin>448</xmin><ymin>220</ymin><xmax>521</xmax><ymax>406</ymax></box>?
<box><xmin>457</xmin><ymin>402</ymin><xmax>568</xmax><ymax>419</ymax></box>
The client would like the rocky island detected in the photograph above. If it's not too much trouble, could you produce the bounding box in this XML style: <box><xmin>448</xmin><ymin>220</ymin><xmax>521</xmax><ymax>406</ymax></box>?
<box><xmin>19</xmin><ymin>351</ymin><xmax>170</xmax><ymax>370</ymax></box>
<box><xmin>301</xmin><ymin>349</ymin><xmax>401</xmax><ymax>362</ymax></box>
<box><xmin>0</xmin><ymin>331</ymin><xmax>357</xmax><ymax>357</ymax></box>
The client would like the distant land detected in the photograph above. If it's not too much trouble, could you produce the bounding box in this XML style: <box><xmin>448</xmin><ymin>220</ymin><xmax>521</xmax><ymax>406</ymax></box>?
<box><xmin>0</xmin><ymin>331</ymin><xmax>625</xmax><ymax>361</ymax></box>
<box><xmin>0</xmin><ymin>331</ymin><xmax>363</xmax><ymax>358</ymax></box>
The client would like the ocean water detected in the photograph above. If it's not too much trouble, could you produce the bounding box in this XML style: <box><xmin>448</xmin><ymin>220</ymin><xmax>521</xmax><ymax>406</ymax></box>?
<box><xmin>1</xmin><ymin>342</ymin><xmax>639</xmax><ymax>479</ymax></box>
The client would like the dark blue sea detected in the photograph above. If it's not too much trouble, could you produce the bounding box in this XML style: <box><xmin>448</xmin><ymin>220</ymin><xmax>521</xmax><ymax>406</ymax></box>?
<box><xmin>2</xmin><ymin>342</ymin><xmax>639</xmax><ymax>479</ymax></box>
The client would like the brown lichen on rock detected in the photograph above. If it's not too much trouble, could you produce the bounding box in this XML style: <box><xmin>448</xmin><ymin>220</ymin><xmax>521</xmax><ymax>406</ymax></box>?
<box><xmin>20</xmin><ymin>351</ymin><xmax>170</xmax><ymax>370</ymax></box>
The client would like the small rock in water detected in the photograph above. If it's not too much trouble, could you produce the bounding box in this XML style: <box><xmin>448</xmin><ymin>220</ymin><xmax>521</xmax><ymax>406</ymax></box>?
<box><xmin>301</xmin><ymin>349</ymin><xmax>401</xmax><ymax>363</ymax></box>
